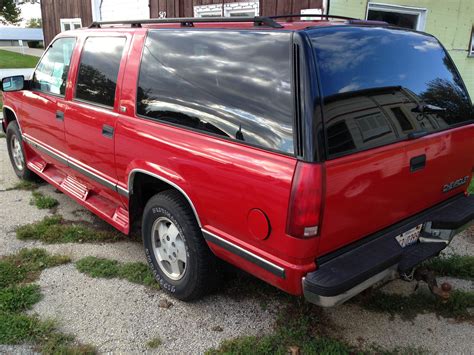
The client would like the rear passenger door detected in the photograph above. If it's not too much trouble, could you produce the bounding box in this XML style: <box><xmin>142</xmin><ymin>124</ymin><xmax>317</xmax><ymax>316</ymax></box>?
<box><xmin>64</xmin><ymin>36</ymin><xmax>127</xmax><ymax>195</ymax></box>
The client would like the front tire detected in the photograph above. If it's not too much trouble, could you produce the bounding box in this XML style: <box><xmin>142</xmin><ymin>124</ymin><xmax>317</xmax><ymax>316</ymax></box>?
<box><xmin>142</xmin><ymin>190</ymin><xmax>219</xmax><ymax>301</ymax></box>
<box><xmin>6</xmin><ymin>121</ymin><xmax>35</xmax><ymax>181</ymax></box>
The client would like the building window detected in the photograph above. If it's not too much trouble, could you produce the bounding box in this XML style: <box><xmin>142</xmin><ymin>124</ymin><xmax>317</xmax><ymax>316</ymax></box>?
<box><xmin>224</xmin><ymin>1</ymin><xmax>259</xmax><ymax>17</ymax></box>
<box><xmin>60</xmin><ymin>18</ymin><xmax>82</xmax><ymax>32</ymax></box>
<box><xmin>194</xmin><ymin>4</ymin><xmax>222</xmax><ymax>18</ymax></box>
<box><xmin>366</xmin><ymin>3</ymin><xmax>427</xmax><ymax>31</ymax></box>
<box><xmin>194</xmin><ymin>1</ymin><xmax>259</xmax><ymax>18</ymax></box>
<box><xmin>301</xmin><ymin>8</ymin><xmax>323</xmax><ymax>21</ymax></box>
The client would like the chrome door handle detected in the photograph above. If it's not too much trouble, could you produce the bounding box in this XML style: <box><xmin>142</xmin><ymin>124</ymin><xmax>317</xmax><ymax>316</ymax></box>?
<box><xmin>102</xmin><ymin>124</ymin><xmax>114</xmax><ymax>138</ymax></box>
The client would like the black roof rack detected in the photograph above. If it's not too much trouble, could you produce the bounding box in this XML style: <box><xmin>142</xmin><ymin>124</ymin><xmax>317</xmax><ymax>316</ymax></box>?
<box><xmin>269</xmin><ymin>14</ymin><xmax>359</xmax><ymax>21</ymax></box>
<box><xmin>269</xmin><ymin>14</ymin><xmax>388</xmax><ymax>25</ymax></box>
<box><xmin>89</xmin><ymin>16</ymin><xmax>283</xmax><ymax>29</ymax></box>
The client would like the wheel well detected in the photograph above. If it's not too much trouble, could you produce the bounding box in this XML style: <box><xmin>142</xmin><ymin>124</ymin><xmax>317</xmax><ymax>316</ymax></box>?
<box><xmin>2</xmin><ymin>108</ymin><xmax>17</xmax><ymax>132</ymax></box>
<box><xmin>129</xmin><ymin>172</ymin><xmax>200</xmax><ymax>229</ymax></box>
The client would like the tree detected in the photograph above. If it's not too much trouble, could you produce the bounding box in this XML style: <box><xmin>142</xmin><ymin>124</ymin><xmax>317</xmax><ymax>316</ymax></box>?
<box><xmin>0</xmin><ymin>0</ymin><xmax>22</xmax><ymax>25</ymax></box>
<box><xmin>26</xmin><ymin>17</ymin><xmax>42</xmax><ymax>28</ymax></box>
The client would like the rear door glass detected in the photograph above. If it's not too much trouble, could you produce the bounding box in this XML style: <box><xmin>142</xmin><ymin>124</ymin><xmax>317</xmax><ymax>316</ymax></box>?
<box><xmin>137</xmin><ymin>30</ymin><xmax>294</xmax><ymax>154</ymax></box>
<box><xmin>308</xmin><ymin>26</ymin><xmax>473</xmax><ymax>158</ymax></box>
<box><xmin>75</xmin><ymin>36</ymin><xmax>126</xmax><ymax>108</ymax></box>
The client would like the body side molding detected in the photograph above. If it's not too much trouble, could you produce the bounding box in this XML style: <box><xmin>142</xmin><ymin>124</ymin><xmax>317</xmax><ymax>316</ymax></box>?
<box><xmin>22</xmin><ymin>135</ymin><xmax>129</xmax><ymax>197</ymax></box>
<box><xmin>127</xmin><ymin>168</ymin><xmax>202</xmax><ymax>227</ymax></box>
<box><xmin>202</xmin><ymin>229</ymin><xmax>286</xmax><ymax>279</ymax></box>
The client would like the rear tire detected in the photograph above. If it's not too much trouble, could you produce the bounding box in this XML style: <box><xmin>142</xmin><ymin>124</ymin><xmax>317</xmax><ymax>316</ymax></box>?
<box><xmin>6</xmin><ymin>121</ymin><xmax>35</xmax><ymax>181</ymax></box>
<box><xmin>142</xmin><ymin>190</ymin><xmax>219</xmax><ymax>301</ymax></box>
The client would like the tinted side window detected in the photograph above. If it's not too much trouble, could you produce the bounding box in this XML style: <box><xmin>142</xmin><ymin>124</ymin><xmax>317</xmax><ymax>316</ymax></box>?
<box><xmin>137</xmin><ymin>30</ymin><xmax>294</xmax><ymax>154</ymax></box>
<box><xmin>75</xmin><ymin>37</ymin><xmax>125</xmax><ymax>107</ymax></box>
<box><xmin>309</xmin><ymin>27</ymin><xmax>473</xmax><ymax>159</ymax></box>
<box><xmin>32</xmin><ymin>37</ymin><xmax>76</xmax><ymax>96</ymax></box>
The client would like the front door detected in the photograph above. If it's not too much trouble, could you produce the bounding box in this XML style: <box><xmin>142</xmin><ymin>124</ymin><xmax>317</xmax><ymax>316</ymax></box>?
<box><xmin>20</xmin><ymin>37</ymin><xmax>76</xmax><ymax>160</ymax></box>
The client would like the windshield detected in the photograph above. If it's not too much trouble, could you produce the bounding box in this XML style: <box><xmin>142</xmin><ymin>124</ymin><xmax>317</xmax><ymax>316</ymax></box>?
<box><xmin>308</xmin><ymin>26</ymin><xmax>473</xmax><ymax>158</ymax></box>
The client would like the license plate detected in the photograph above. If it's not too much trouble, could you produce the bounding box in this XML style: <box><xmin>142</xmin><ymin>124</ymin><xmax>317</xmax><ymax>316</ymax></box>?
<box><xmin>395</xmin><ymin>224</ymin><xmax>423</xmax><ymax>248</ymax></box>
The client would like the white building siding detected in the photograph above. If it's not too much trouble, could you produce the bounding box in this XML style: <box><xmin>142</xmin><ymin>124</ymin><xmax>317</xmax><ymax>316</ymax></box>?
<box><xmin>92</xmin><ymin>0</ymin><xmax>150</xmax><ymax>21</ymax></box>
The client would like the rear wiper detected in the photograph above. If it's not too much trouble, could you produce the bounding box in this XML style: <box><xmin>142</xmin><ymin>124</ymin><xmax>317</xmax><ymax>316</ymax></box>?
<box><xmin>411</xmin><ymin>104</ymin><xmax>446</xmax><ymax>113</ymax></box>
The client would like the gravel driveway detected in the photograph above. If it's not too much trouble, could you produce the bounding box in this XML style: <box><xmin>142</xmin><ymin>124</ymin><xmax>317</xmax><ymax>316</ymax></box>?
<box><xmin>0</xmin><ymin>138</ymin><xmax>473</xmax><ymax>354</ymax></box>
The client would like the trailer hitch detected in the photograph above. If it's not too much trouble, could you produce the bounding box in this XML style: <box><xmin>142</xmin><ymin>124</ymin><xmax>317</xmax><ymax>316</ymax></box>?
<box><xmin>413</xmin><ymin>267</ymin><xmax>452</xmax><ymax>302</ymax></box>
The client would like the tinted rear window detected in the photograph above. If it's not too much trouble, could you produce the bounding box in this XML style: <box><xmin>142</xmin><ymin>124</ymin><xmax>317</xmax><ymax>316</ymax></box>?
<box><xmin>137</xmin><ymin>30</ymin><xmax>294</xmax><ymax>154</ymax></box>
<box><xmin>76</xmin><ymin>37</ymin><xmax>125</xmax><ymax>107</ymax></box>
<box><xmin>309</xmin><ymin>26</ymin><xmax>473</xmax><ymax>158</ymax></box>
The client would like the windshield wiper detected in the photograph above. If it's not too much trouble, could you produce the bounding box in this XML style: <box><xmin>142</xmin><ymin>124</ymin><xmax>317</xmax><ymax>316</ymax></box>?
<box><xmin>411</xmin><ymin>104</ymin><xmax>446</xmax><ymax>113</ymax></box>
<box><xmin>407</xmin><ymin>130</ymin><xmax>429</xmax><ymax>140</ymax></box>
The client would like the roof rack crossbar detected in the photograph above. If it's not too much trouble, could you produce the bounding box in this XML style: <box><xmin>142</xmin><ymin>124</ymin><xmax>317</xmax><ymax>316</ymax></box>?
<box><xmin>89</xmin><ymin>16</ymin><xmax>283</xmax><ymax>29</ymax></box>
<box><xmin>268</xmin><ymin>14</ymin><xmax>359</xmax><ymax>21</ymax></box>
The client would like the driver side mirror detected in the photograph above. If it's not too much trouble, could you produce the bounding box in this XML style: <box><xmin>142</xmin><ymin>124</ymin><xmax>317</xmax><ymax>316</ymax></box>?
<box><xmin>1</xmin><ymin>75</ymin><xmax>25</xmax><ymax>92</ymax></box>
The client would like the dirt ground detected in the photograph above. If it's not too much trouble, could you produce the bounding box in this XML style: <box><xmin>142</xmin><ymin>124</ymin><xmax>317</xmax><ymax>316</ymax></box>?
<box><xmin>0</xmin><ymin>139</ymin><xmax>473</xmax><ymax>354</ymax></box>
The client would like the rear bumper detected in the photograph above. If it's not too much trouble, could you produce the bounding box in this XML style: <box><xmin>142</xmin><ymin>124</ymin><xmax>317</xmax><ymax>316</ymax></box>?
<box><xmin>303</xmin><ymin>194</ymin><xmax>474</xmax><ymax>307</ymax></box>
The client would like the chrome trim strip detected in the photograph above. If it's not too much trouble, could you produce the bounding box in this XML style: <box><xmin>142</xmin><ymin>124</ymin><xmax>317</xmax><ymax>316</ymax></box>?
<box><xmin>202</xmin><ymin>229</ymin><xmax>286</xmax><ymax>279</ymax></box>
<box><xmin>128</xmin><ymin>168</ymin><xmax>201</xmax><ymax>227</ymax></box>
<box><xmin>23</xmin><ymin>136</ymin><xmax>68</xmax><ymax>166</ymax></box>
<box><xmin>22</xmin><ymin>135</ymin><xmax>130</xmax><ymax>197</ymax></box>
<box><xmin>68</xmin><ymin>159</ymin><xmax>116</xmax><ymax>191</ymax></box>
<box><xmin>2</xmin><ymin>105</ymin><xmax>23</xmax><ymax>134</ymax></box>
<box><xmin>117</xmin><ymin>185</ymin><xmax>129</xmax><ymax>198</ymax></box>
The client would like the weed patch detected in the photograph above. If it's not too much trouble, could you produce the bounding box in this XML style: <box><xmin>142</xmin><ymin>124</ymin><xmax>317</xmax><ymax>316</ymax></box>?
<box><xmin>147</xmin><ymin>337</ymin><xmax>162</xmax><ymax>349</ymax></box>
<box><xmin>16</xmin><ymin>215</ymin><xmax>122</xmax><ymax>244</ymax></box>
<box><xmin>0</xmin><ymin>285</ymin><xmax>42</xmax><ymax>313</ymax></box>
<box><xmin>0</xmin><ymin>249</ymin><xmax>95</xmax><ymax>353</ymax></box>
<box><xmin>0</xmin><ymin>248</ymin><xmax>70</xmax><ymax>288</ymax></box>
<box><xmin>76</xmin><ymin>257</ymin><xmax>159</xmax><ymax>288</ymax></box>
<box><xmin>30</xmin><ymin>191</ymin><xmax>59</xmax><ymax>210</ymax></box>
<box><xmin>9</xmin><ymin>180</ymin><xmax>39</xmax><ymax>191</ymax></box>
<box><xmin>357</xmin><ymin>289</ymin><xmax>474</xmax><ymax>321</ymax></box>
<box><xmin>207</xmin><ymin>300</ymin><xmax>353</xmax><ymax>354</ymax></box>
<box><xmin>425</xmin><ymin>255</ymin><xmax>474</xmax><ymax>279</ymax></box>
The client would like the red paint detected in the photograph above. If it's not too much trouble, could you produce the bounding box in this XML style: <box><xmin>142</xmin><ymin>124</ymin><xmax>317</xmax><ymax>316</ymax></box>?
<box><xmin>2</xmin><ymin>20</ymin><xmax>473</xmax><ymax>297</ymax></box>
<box><xmin>248</xmin><ymin>209</ymin><xmax>270</xmax><ymax>240</ymax></box>
<box><xmin>319</xmin><ymin>126</ymin><xmax>474</xmax><ymax>256</ymax></box>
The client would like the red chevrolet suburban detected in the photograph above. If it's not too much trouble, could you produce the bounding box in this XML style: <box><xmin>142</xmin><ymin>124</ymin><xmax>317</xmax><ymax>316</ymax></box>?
<box><xmin>2</xmin><ymin>15</ymin><xmax>474</xmax><ymax>306</ymax></box>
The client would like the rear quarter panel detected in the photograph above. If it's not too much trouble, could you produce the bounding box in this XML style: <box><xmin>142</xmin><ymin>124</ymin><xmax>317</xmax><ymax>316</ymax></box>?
<box><xmin>114</xmin><ymin>31</ymin><xmax>318</xmax><ymax>293</ymax></box>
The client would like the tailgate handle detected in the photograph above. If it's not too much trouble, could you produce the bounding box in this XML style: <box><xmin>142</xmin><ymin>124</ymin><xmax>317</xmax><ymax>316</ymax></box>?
<box><xmin>410</xmin><ymin>155</ymin><xmax>426</xmax><ymax>172</ymax></box>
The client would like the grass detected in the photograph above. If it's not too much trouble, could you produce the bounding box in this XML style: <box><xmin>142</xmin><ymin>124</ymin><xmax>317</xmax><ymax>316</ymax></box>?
<box><xmin>0</xmin><ymin>248</ymin><xmax>70</xmax><ymax>289</ymax></box>
<box><xmin>207</xmin><ymin>300</ymin><xmax>353</xmax><ymax>354</ymax></box>
<box><xmin>10</xmin><ymin>180</ymin><xmax>40</xmax><ymax>191</ymax></box>
<box><xmin>0</xmin><ymin>248</ymin><xmax>95</xmax><ymax>353</ymax></box>
<box><xmin>30</xmin><ymin>191</ymin><xmax>59</xmax><ymax>210</ymax></box>
<box><xmin>356</xmin><ymin>289</ymin><xmax>474</xmax><ymax>322</ymax></box>
<box><xmin>75</xmin><ymin>257</ymin><xmax>159</xmax><ymax>289</ymax></box>
<box><xmin>0</xmin><ymin>285</ymin><xmax>42</xmax><ymax>313</ymax></box>
<box><xmin>425</xmin><ymin>255</ymin><xmax>474</xmax><ymax>280</ymax></box>
<box><xmin>0</xmin><ymin>49</ymin><xmax>39</xmax><ymax>69</ymax></box>
<box><xmin>16</xmin><ymin>215</ymin><xmax>122</xmax><ymax>244</ymax></box>
<box><xmin>468</xmin><ymin>177</ymin><xmax>474</xmax><ymax>194</ymax></box>
<box><xmin>147</xmin><ymin>337</ymin><xmax>162</xmax><ymax>349</ymax></box>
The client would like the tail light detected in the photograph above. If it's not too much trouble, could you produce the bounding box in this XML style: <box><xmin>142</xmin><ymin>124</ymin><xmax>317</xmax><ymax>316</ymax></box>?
<box><xmin>286</xmin><ymin>162</ymin><xmax>323</xmax><ymax>238</ymax></box>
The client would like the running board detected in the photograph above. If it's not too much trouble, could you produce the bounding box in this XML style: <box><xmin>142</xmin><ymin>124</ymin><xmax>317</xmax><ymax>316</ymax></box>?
<box><xmin>27</xmin><ymin>159</ymin><xmax>129</xmax><ymax>234</ymax></box>
<box><xmin>60</xmin><ymin>175</ymin><xmax>89</xmax><ymax>201</ymax></box>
